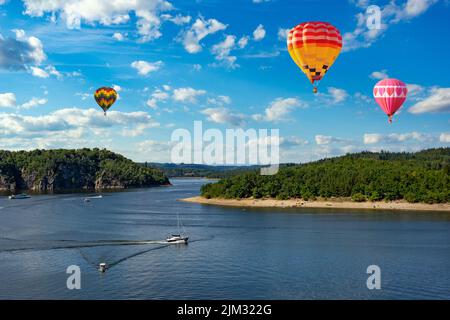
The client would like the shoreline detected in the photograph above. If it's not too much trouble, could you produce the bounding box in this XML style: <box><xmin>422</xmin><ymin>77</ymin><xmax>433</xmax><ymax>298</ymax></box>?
<box><xmin>181</xmin><ymin>196</ymin><xmax>450</xmax><ymax>212</ymax></box>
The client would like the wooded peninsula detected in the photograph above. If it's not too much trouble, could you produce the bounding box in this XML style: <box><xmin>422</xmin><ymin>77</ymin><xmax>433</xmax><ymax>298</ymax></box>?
<box><xmin>199</xmin><ymin>148</ymin><xmax>449</xmax><ymax>205</ymax></box>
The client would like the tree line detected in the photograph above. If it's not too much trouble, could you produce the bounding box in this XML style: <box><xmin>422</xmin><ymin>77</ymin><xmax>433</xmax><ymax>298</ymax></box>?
<box><xmin>201</xmin><ymin>148</ymin><xmax>450</xmax><ymax>204</ymax></box>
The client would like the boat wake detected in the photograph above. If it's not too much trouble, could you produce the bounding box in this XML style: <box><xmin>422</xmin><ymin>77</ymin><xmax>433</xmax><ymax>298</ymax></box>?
<box><xmin>0</xmin><ymin>239</ymin><xmax>165</xmax><ymax>253</ymax></box>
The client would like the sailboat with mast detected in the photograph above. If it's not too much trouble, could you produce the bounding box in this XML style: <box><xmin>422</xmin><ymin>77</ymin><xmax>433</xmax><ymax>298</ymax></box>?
<box><xmin>166</xmin><ymin>213</ymin><xmax>189</xmax><ymax>244</ymax></box>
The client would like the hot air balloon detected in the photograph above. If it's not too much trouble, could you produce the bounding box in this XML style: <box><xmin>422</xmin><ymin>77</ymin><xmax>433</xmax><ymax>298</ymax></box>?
<box><xmin>287</xmin><ymin>22</ymin><xmax>342</xmax><ymax>93</ymax></box>
<box><xmin>373</xmin><ymin>79</ymin><xmax>408</xmax><ymax>123</ymax></box>
<box><xmin>94</xmin><ymin>87</ymin><xmax>117</xmax><ymax>115</ymax></box>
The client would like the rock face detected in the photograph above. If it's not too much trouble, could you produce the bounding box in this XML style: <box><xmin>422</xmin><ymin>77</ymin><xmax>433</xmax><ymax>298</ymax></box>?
<box><xmin>0</xmin><ymin>148</ymin><xmax>169</xmax><ymax>192</ymax></box>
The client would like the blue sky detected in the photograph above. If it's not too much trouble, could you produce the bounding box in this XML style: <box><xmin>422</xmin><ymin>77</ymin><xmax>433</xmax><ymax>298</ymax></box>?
<box><xmin>0</xmin><ymin>0</ymin><xmax>449</xmax><ymax>163</ymax></box>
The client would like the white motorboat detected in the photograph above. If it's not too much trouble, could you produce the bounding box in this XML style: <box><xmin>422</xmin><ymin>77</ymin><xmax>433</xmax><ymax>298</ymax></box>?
<box><xmin>166</xmin><ymin>213</ymin><xmax>189</xmax><ymax>244</ymax></box>
<box><xmin>87</xmin><ymin>195</ymin><xmax>103</xmax><ymax>199</ymax></box>
<box><xmin>8</xmin><ymin>193</ymin><xmax>31</xmax><ymax>200</ymax></box>
<box><xmin>166</xmin><ymin>234</ymin><xmax>189</xmax><ymax>244</ymax></box>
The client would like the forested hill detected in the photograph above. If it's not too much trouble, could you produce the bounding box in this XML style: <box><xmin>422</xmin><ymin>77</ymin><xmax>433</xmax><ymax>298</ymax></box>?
<box><xmin>201</xmin><ymin>148</ymin><xmax>450</xmax><ymax>204</ymax></box>
<box><xmin>143</xmin><ymin>163</ymin><xmax>261</xmax><ymax>178</ymax></box>
<box><xmin>0</xmin><ymin>148</ymin><xmax>169</xmax><ymax>192</ymax></box>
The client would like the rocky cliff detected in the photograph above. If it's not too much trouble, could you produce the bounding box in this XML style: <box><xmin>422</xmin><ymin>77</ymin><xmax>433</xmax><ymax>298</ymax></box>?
<box><xmin>0</xmin><ymin>148</ymin><xmax>170</xmax><ymax>192</ymax></box>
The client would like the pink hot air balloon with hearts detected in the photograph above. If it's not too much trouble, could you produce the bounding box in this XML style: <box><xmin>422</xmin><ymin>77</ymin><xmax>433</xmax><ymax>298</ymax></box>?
<box><xmin>373</xmin><ymin>79</ymin><xmax>408</xmax><ymax>123</ymax></box>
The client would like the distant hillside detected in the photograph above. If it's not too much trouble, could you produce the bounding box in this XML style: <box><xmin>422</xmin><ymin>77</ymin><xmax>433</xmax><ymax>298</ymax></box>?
<box><xmin>0</xmin><ymin>148</ymin><xmax>169</xmax><ymax>192</ymax></box>
<box><xmin>141</xmin><ymin>162</ymin><xmax>261</xmax><ymax>178</ymax></box>
<box><xmin>201</xmin><ymin>148</ymin><xmax>450</xmax><ymax>204</ymax></box>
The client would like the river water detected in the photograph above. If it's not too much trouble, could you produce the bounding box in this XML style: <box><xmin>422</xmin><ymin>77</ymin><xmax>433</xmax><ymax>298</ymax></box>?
<box><xmin>0</xmin><ymin>179</ymin><xmax>449</xmax><ymax>299</ymax></box>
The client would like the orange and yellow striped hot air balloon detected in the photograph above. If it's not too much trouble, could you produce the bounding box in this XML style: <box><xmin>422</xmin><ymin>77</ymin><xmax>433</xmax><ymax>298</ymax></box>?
<box><xmin>287</xmin><ymin>22</ymin><xmax>342</xmax><ymax>93</ymax></box>
<box><xmin>94</xmin><ymin>87</ymin><xmax>117</xmax><ymax>115</ymax></box>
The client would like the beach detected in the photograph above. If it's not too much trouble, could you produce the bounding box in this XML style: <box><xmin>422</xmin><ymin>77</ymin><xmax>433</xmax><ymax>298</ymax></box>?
<box><xmin>181</xmin><ymin>196</ymin><xmax>450</xmax><ymax>212</ymax></box>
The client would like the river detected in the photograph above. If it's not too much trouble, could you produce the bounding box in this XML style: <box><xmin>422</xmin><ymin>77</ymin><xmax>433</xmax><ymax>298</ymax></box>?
<box><xmin>0</xmin><ymin>179</ymin><xmax>449</xmax><ymax>299</ymax></box>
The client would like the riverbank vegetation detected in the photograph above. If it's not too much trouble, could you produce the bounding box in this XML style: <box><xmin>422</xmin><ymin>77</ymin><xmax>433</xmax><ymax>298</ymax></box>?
<box><xmin>200</xmin><ymin>148</ymin><xmax>449</xmax><ymax>204</ymax></box>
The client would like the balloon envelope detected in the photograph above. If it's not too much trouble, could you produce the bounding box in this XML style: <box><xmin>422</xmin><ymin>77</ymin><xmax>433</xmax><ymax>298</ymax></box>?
<box><xmin>287</xmin><ymin>21</ymin><xmax>342</xmax><ymax>93</ymax></box>
<box><xmin>94</xmin><ymin>87</ymin><xmax>117</xmax><ymax>114</ymax></box>
<box><xmin>373</xmin><ymin>79</ymin><xmax>407</xmax><ymax>123</ymax></box>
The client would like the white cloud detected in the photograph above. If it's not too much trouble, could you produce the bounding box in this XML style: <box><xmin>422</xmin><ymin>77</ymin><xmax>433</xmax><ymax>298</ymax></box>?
<box><xmin>137</xmin><ymin>139</ymin><xmax>174</xmax><ymax>153</ymax></box>
<box><xmin>211</xmin><ymin>35</ymin><xmax>238</xmax><ymax>69</ymax></box>
<box><xmin>0</xmin><ymin>29</ymin><xmax>46</xmax><ymax>70</ymax></box>
<box><xmin>363</xmin><ymin>132</ymin><xmax>431</xmax><ymax>144</ymax></box>
<box><xmin>349</xmin><ymin>0</ymin><xmax>370</xmax><ymax>8</ymax></box>
<box><xmin>28</xmin><ymin>65</ymin><xmax>66</xmax><ymax>79</ymax></box>
<box><xmin>242</xmin><ymin>51</ymin><xmax>280</xmax><ymax>59</ymax></box>
<box><xmin>180</xmin><ymin>17</ymin><xmax>227</xmax><ymax>53</ymax></box>
<box><xmin>403</xmin><ymin>0</ymin><xmax>438</xmax><ymax>18</ymax></box>
<box><xmin>131</xmin><ymin>60</ymin><xmax>163</xmax><ymax>75</ymax></box>
<box><xmin>161</xmin><ymin>13</ymin><xmax>191</xmax><ymax>25</ymax></box>
<box><xmin>12</xmin><ymin>29</ymin><xmax>46</xmax><ymax>65</ymax></box>
<box><xmin>253</xmin><ymin>24</ymin><xmax>266</xmax><ymax>41</ymax></box>
<box><xmin>0</xmin><ymin>93</ymin><xmax>16</xmax><ymax>108</ymax></box>
<box><xmin>280</xmin><ymin>136</ymin><xmax>308</xmax><ymax>148</ymax></box>
<box><xmin>370</xmin><ymin>69</ymin><xmax>389</xmax><ymax>80</ymax></box>
<box><xmin>146</xmin><ymin>99</ymin><xmax>158</xmax><ymax>109</ymax></box>
<box><xmin>409</xmin><ymin>87</ymin><xmax>450</xmax><ymax>114</ymax></box>
<box><xmin>201</xmin><ymin>107</ymin><xmax>246</xmax><ymax>126</ymax></box>
<box><xmin>344</xmin><ymin>0</ymin><xmax>438</xmax><ymax>52</ymax></box>
<box><xmin>20</xmin><ymin>97</ymin><xmax>48</xmax><ymax>109</ymax></box>
<box><xmin>0</xmin><ymin>108</ymin><xmax>159</xmax><ymax>139</ymax></box>
<box><xmin>152</xmin><ymin>90</ymin><xmax>169</xmax><ymax>100</ymax></box>
<box><xmin>146</xmin><ymin>88</ymin><xmax>170</xmax><ymax>109</ymax></box>
<box><xmin>22</xmin><ymin>0</ymin><xmax>174</xmax><ymax>42</ymax></box>
<box><xmin>28</xmin><ymin>65</ymin><xmax>63</xmax><ymax>79</ymax></box>
<box><xmin>327</xmin><ymin>87</ymin><xmax>348</xmax><ymax>103</ymax></box>
<box><xmin>253</xmin><ymin>98</ymin><xmax>305</xmax><ymax>122</ymax></box>
<box><xmin>315</xmin><ymin>135</ymin><xmax>349</xmax><ymax>145</ymax></box>
<box><xmin>76</xmin><ymin>92</ymin><xmax>90</xmax><ymax>100</ymax></box>
<box><xmin>277</xmin><ymin>27</ymin><xmax>289</xmax><ymax>41</ymax></box>
<box><xmin>238</xmin><ymin>36</ymin><xmax>249</xmax><ymax>49</ymax></box>
<box><xmin>29</xmin><ymin>66</ymin><xmax>49</xmax><ymax>78</ymax></box>
<box><xmin>252</xmin><ymin>0</ymin><xmax>272</xmax><ymax>3</ymax></box>
<box><xmin>112</xmin><ymin>32</ymin><xmax>125</xmax><ymax>41</ymax></box>
<box><xmin>172</xmin><ymin>87</ymin><xmax>206</xmax><ymax>103</ymax></box>
<box><xmin>440</xmin><ymin>133</ymin><xmax>450</xmax><ymax>143</ymax></box>
<box><xmin>207</xmin><ymin>95</ymin><xmax>231</xmax><ymax>106</ymax></box>
<box><xmin>135</xmin><ymin>9</ymin><xmax>165</xmax><ymax>42</ymax></box>
<box><xmin>135</xmin><ymin>139</ymin><xmax>176</xmax><ymax>162</ymax></box>
<box><xmin>45</xmin><ymin>65</ymin><xmax>62</xmax><ymax>78</ymax></box>
<box><xmin>406</xmin><ymin>83</ymin><xmax>424</xmax><ymax>96</ymax></box>
<box><xmin>354</xmin><ymin>92</ymin><xmax>372</xmax><ymax>104</ymax></box>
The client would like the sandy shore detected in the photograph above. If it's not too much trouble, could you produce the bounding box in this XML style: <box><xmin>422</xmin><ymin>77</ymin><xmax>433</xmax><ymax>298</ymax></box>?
<box><xmin>181</xmin><ymin>196</ymin><xmax>450</xmax><ymax>212</ymax></box>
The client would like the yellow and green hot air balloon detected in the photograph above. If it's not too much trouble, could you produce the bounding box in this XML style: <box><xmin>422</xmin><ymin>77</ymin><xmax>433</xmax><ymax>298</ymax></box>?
<box><xmin>287</xmin><ymin>22</ymin><xmax>342</xmax><ymax>93</ymax></box>
<box><xmin>94</xmin><ymin>87</ymin><xmax>118</xmax><ymax>115</ymax></box>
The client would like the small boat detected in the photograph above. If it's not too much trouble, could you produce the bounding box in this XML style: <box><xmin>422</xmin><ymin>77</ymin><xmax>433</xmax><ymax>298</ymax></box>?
<box><xmin>8</xmin><ymin>193</ymin><xmax>31</xmax><ymax>200</ymax></box>
<box><xmin>98</xmin><ymin>263</ymin><xmax>108</xmax><ymax>273</ymax></box>
<box><xmin>87</xmin><ymin>195</ymin><xmax>103</xmax><ymax>199</ymax></box>
<box><xmin>166</xmin><ymin>213</ymin><xmax>189</xmax><ymax>244</ymax></box>
<box><xmin>166</xmin><ymin>234</ymin><xmax>189</xmax><ymax>244</ymax></box>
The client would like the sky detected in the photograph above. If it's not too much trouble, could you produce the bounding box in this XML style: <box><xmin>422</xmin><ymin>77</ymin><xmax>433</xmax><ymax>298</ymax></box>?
<box><xmin>0</xmin><ymin>0</ymin><xmax>449</xmax><ymax>163</ymax></box>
